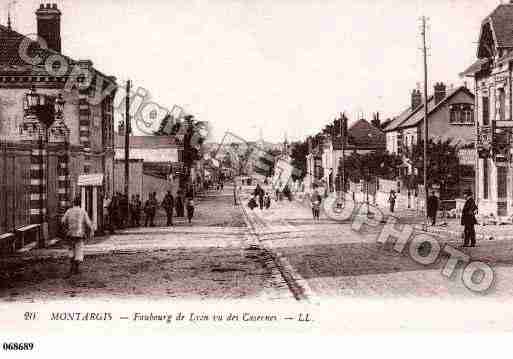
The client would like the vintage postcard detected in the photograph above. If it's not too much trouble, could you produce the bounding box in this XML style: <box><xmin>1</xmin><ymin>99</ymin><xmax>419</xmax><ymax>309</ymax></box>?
<box><xmin>1</xmin><ymin>0</ymin><xmax>513</xmax><ymax>356</ymax></box>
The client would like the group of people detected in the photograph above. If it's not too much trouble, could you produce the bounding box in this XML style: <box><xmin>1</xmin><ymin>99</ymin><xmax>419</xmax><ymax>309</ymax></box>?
<box><xmin>248</xmin><ymin>184</ymin><xmax>272</xmax><ymax>210</ymax></box>
<box><xmin>104</xmin><ymin>189</ymin><xmax>197</xmax><ymax>231</ymax></box>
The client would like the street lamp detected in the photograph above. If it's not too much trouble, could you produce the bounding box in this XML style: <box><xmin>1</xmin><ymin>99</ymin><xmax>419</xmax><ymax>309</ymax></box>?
<box><xmin>24</xmin><ymin>85</ymin><xmax>58</xmax><ymax>244</ymax></box>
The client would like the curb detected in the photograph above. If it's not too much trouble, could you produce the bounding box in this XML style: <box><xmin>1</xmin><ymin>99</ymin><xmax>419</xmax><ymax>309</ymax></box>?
<box><xmin>238</xmin><ymin>196</ymin><xmax>311</xmax><ymax>302</ymax></box>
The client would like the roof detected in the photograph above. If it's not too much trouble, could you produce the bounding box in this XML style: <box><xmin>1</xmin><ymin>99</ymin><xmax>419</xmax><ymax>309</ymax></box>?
<box><xmin>484</xmin><ymin>4</ymin><xmax>513</xmax><ymax>49</ymax></box>
<box><xmin>384</xmin><ymin>86</ymin><xmax>474</xmax><ymax>132</ymax></box>
<box><xmin>383</xmin><ymin>105</ymin><xmax>421</xmax><ymax>132</ymax></box>
<box><xmin>115</xmin><ymin>148</ymin><xmax>180</xmax><ymax>163</ymax></box>
<box><xmin>332</xmin><ymin>119</ymin><xmax>386</xmax><ymax>150</ymax></box>
<box><xmin>114</xmin><ymin>134</ymin><xmax>181</xmax><ymax>149</ymax></box>
<box><xmin>0</xmin><ymin>24</ymin><xmax>116</xmax><ymax>86</ymax></box>
<box><xmin>460</xmin><ymin>58</ymin><xmax>490</xmax><ymax>77</ymax></box>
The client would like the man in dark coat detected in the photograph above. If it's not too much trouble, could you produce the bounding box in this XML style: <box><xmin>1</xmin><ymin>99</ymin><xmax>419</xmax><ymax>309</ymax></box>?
<box><xmin>427</xmin><ymin>191</ymin><xmax>439</xmax><ymax>226</ymax></box>
<box><xmin>253</xmin><ymin>184</ymin><xmax>265</xmax><ymax>210</ymax></box>
<box><xmin>461</xmin><ymin>190</ymin><xmax>478</xmax><ymax>247</ymax></box>
<box><xmin>162</xmin><ymin>191</ymin><xmax>174</xmax><ymax>226</ymax></box>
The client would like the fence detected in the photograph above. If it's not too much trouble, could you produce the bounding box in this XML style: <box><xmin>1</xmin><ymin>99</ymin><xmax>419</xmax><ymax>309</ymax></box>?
<box><xmin>0</xmin><ymin>141</ymin><xmax>32</xmax><ymax>235</ymax></box>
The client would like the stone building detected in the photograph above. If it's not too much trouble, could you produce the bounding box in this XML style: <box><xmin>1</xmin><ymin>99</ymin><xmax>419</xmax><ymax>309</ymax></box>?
<box><xmin>462</xmin><ymin>2</ymin><xmax>513</xmax><ymax>217</ymax></box>
<box><xmin>0</xmin><ymin>4</ymin><xmax>117</xmax><ymax>238</ymax></box>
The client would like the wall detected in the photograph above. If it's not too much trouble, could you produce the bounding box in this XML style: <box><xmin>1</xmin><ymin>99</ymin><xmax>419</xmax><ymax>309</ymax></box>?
<box><xmin>418</xmin><ymin>90</ymin><xmax>476</xmax><ymax>144</ymax></box>
<box><xmin>142</xmin><ymin>174</ymin><xmax>174</xmax><ymax>203</ymax></box>
<box><xmin>0</xmin><ymin>87</ymin><xmax>81</xmax><ymax>145</ymax></box>
<box><xmin>113</xmin><ymin>159</ymin><xmax>144</xmax><ymax>198</ymax></box>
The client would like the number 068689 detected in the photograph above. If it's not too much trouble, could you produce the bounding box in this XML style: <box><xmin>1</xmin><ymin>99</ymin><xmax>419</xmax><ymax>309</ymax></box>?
<box><xmin>3</xmin><ymin>342</ymin><xmax>34</xmax><ymax>351</ymax></box>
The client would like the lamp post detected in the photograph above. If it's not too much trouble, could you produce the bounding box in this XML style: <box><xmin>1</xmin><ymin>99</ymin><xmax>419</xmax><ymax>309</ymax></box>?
<box><xmin>24</xmin><ymin>85</ymin><xmax>56</xmax><ymax>244</ymax></box>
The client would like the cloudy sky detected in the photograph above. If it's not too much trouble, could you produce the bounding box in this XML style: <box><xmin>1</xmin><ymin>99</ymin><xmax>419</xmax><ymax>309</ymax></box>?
<box><xmin>4</xmin><ymin>0</ymin><xmax>501</xmax><ymax>142</ymax></box>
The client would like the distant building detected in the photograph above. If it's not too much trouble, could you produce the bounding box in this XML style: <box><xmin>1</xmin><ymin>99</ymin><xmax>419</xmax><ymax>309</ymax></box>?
<box><xmin>384</xmin><ymin>84</ymin><xmax>475</xmax><ymax>155</ymax></box>
<box><xmin>462</xmin><ymin>2</ymin><xmax>513</xmax><ymax>216</ymax></box>
<box><xmin>114</xmin><ymin>133</ymin><xmax>183</xmax><ymax>199</ymax></box>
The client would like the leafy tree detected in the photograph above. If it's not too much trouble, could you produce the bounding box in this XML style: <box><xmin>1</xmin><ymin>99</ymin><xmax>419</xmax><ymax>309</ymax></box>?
<box><xmin>290</xmin><ymin>140</ymin><xmax>309</xmax><ymax>180</ymax></box>
<box><xmin>406</xmin><ymin>138</ymin><xmax>472</xmax><ymax>198</ymax></box>
<box><xmin>341</xmin><ymin>151</ymin><xmax>403</xmax><ymax>183</ymax></box>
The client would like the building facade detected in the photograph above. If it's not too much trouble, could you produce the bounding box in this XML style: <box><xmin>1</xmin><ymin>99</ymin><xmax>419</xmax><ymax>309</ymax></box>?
<box><xmin>384</xmin><ymin>84</ymin><xmax>475</xmax><ymax>156</ymax></box>
<box><xmin>462</xmin><ymin>3</ymin><xmax>513</xmax><ymax>217</ymax></box>
<box><xmin>0</xmin><ymin>4</ymin><xmax>117</xmax><ymax>237</ymax></box>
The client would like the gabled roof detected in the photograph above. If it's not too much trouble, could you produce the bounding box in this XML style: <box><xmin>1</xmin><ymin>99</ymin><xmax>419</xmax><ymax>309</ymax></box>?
<box><xmin>384</xmin><ymin>86</ymin><xmax>474</xmax><ymax>132</ymax></box>
<box><xmin>332</xmin><ymin>119</ymin><xmax>385</xmax><ymax>150</ymax></box>
<box><xmin>483</xmin><ymin>4</ymin><xmax>513</xmax><ymax>49</ymax></box>
<box><xmin>383</xmin><ymin>105</ymin><xmax>422</xmax><ymax>132</ymax></box>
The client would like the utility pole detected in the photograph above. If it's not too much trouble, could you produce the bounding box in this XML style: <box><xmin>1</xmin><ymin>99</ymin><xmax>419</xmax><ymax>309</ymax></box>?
<box><xmin>124</xmin><ymin>80</ymin><xmax>131</xmax><ymax>203</ymax></box>
<box><xmin>339</xmin><ymin>112</ymin><xmax>346</xmax><ymax>203</ymax></box>
<box><xmin>421</xmin><ymin>16</ymin><xmax>429</xmax><ymax>223</ymax></box>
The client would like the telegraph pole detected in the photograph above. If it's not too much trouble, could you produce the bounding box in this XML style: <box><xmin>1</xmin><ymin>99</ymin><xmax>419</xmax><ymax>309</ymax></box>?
<box><xmin>421</xmin><ymin>17</ymin><xmax>429</xmax><ymax>223</ymax></box>
<box><xmin>124</xmin><ymin>80</ymin><xmax>131</xmax><ymax>202</ymax></box>
<box><xmin>340</xmin><ymin>113</ymin><xmax>346</xmax><ymax>203</ymax></box>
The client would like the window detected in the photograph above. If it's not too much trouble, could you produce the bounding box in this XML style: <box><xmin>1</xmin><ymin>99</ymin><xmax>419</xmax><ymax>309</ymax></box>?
<box><xmin>499</xmin><ymin>88</ymin><xmax>506</xmax><ymax>122</ymax></box>
<box><xmin>483</xmin><ymin>96</ymin><xmax>490</xmax><ymax>125</ymax></box>
<box><xmin>483</xmin><ymin>159</ymin><xmax>489</xmax><ymax>199</ymax></box>
<box><xmin>449</xmin><ymin>104</ymin><xmax>474</xmax><ymax>124</ymax></box>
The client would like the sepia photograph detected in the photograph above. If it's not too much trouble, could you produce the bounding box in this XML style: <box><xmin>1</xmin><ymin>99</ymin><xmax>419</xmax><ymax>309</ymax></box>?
<box><xmin>1</xmin><ymin>0</ymin><xmax>513</xmax><ymax>355</ymax></box>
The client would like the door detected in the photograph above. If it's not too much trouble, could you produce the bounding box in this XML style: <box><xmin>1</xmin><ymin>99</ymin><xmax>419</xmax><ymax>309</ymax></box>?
<box><xmin>497</xmin><ymin>165</ymin><xmax>508</xmax><ymax>216</ymax></box>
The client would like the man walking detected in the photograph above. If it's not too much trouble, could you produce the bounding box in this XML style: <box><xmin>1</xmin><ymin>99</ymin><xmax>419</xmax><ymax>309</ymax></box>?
<box><xmin>388</xmin><ymin>190</ymin><xmax>396</xmax><ymax>213</ymax></box>
<box><xmin>461</xmin><ymin>190</ymin><xmax>478</xmax><ymax>247</ymax></box>
<box><xmin>162</xmin><ymin>191</ymin><xmax>175</xmax><ymax>226</ymax></box>
<box><xmin>61</xmin><ymin>197</ymin><xmax>93</xmax><ymax>276</ymax></box>
<box><xmin>427</xmin><ymin>191</ymin><xmax>439</xmax><ymax>226</ymax></box>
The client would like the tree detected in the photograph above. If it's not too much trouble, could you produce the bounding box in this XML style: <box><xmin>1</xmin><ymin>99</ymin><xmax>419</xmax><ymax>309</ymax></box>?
<box><xmin>155</xmin><ymin>114</ymin><xmax>209</xmax><ymax>187</ymax></box>
<box><xmin>341</xmin><ymin>151</ymin><xmax>403</xmax><ymax>183</ymax></box>
<box><xmin>406</xmin><ymin>138</ymin><xmax>472</xmax><ymax>198</ymax></box>
<box><xmin>290</xmin><ymin>140</ymin><xmax>309</xmax><ymax>180</ymax></box>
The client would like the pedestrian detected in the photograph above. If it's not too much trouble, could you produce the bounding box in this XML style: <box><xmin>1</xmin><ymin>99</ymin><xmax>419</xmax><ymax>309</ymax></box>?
<box><xmin>103</xmin><ymin>195</ymin><xmax>112</xmax><ymax>234</ymax></box>
<box><xmin>176</xmin><ymin>188</ymin><xmax>184</xmax><ymax>217</ymax></box>
<box><xmin>61</xmin><ymin>196</ymin><xmax>93</xmax><ymax>276</ymax></box>
<box><xmin>264</xmin><ymin>192</ymin><xmax>271</xmax><ymax>209</ymax></box>
<box><xmin>427</xmin><ymin>191</ymin><xmax>439</xmax><ymax>226</ymax></box>
<box><xmin>162</xmin><ymin>190</ymin><xmax>174</xmax><ymax>226</ymax></box>
<box><xmin>254</xmin><ymin>184</ymin><xmax>264</xmax><ymax>210</ymax></box>
<box><xmin>388</xmin><ymin>190</ymin><xmax>396</xmax><ymax>213</ymax></box>
<box><xmin>119</xmin><ymin>193</ymin><xmax>129</xmax><ymax>228</ymax></box>
<box><xmin>461</xmin><ymin>190</ymin><xmax>478</xmax><ymax>247</ymax></box>
<box><xmin>150</xmin><ymin>192</ymin><xmax>158</xmax><ymax>226</ymax></box>
<box><xmin>186</xmin><ymin>196</ymin><xmax>195</xmax><ymax>224</ymax></box>
<box><xmin>144</xmin><ymin>193</ymin><xmax>157</xmax><ymax>227</ymax></box>
<box><xmin>134</xmin><ymin>194</ymin><xmax>142</xmax><ymax>227</ymax></box>
<box><xmin>311</xmin><ymin>190</ymin><xmax>321</xmax><ymax>220</ymax></box>
<box><xmin>248</xmin><ymin>195</ymin><xmax>258</xmax><ymax>210</ymax></box>
<box><xmin>233</xmin><ymin>184</ymin><xmax>238</xmax><ymax>206</ymax></box>
<box><xmin>130</xmin><ymin>194</ymin><xmax>138</xmax><ymax>227</ymax></box>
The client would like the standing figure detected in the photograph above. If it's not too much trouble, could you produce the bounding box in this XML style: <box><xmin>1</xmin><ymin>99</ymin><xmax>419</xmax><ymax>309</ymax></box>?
<box><xmin>186</xmin><ymin>197</ymin><xmax>195</xmax><ymax>224</ymax></box>
<box><xmin>461</xmin><ymin>190</ymin><xmax>478</xmax><ymax>247</ymax></box>
<box><xmin>61</xmin><ymin>197</ymin><xmax>93</xmax><ymax>276</ymax></box>
<box><xmin>176</xmin><ymin>188</ymin><xmax>184</xmax><ymax>217</ymax></box>
<box><xmin>311</xmin><ymin>190</ymin><xmax>322</xmax><ymax>220</ymax></box>
<box><xmin>388</xmin><ymin>190</ymin><xmax>396</xmax><ymax>213</ymax></box>
<box><xmin>134</xmin><ymin>194</ymin><xmax>142</xmax><ymax>227</ymax></box>
<box><xmin>427</xmin><ymin>191</ymin><xmax>439</xmax><ymax>226</ymax></box>
<box><xmin>162</xmin><ymin>191</ymin><xmax>175</xmax><ymax>226</ymax></box>
<box><xmin>130</xmin><ymin>195</ymin><xmax>138</xmax><ymax>227</ymax></box>
<box><xmin>108</xmin><ymin>193</ymin><xmax>120</xmax><ymax>232</ymax></box>
<box><xmin>119</xmin><ymin>193</ymin><xmax>129</xmax><ymax>228</ymax></box>
<box><xmin>264</xmin><ymin>192</ymin><xmax>271</xmax><ymax>210</ymax></box>
<box><xmin>254</xmin><ymin>184</ymin><xmax>265</xmax><ymax>210</ymax></box>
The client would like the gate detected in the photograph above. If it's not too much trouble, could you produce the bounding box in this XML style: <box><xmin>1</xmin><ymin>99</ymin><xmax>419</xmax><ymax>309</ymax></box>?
<box><xmin>0</xmin><ymin>142</ymin><xmax>31</xmax><ymax>234</ymax></box>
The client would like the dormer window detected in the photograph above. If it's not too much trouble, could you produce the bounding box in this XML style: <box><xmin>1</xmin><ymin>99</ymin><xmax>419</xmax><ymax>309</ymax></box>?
<box><xmin>449</xmin><ymin>103</ymin><xmax>474</xmax><ymax>125</ymax></box>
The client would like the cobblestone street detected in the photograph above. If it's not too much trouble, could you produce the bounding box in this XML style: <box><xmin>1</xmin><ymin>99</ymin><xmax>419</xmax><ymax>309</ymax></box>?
<box><xmin>240</xmin><ymin>188</ymin><xmax>513</xmax><ymax>300</ymax></box>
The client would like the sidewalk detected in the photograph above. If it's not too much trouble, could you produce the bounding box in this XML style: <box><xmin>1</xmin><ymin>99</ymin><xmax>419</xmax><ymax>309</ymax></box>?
<box><xmin>0</xmin><ymin>186</ymin><xmax>291</xmax><ymax>302</ymax></box>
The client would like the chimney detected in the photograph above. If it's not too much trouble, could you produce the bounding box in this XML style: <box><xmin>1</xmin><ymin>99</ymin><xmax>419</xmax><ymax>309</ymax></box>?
<box><xmin>411</xmin><ymin>89</ymin><xmax>422</xmax><ymax>110</ymax></box>
<box><xmin>434</xmin><ymin>82</ymin><xmax>446</xmax><ymax>105</ymax></box>
<box><xmin>36</xmin><ymin>3</ymin><xmax>62</xmax><ymax>53</ymax></box>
